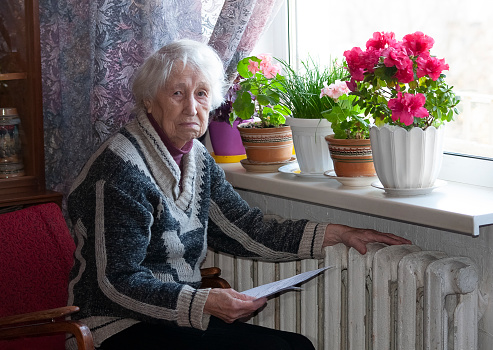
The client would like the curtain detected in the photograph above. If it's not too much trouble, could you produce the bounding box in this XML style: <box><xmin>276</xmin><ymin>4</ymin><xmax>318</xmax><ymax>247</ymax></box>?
<box><xmin>39</xmin><ymin>0</ymin><xmax>282</xmax><ymax>209</ymax></box>
<box><xmin>208</xmin><ymin>0</ymin><xmax>283</xmax><ymax>82</ymax></box>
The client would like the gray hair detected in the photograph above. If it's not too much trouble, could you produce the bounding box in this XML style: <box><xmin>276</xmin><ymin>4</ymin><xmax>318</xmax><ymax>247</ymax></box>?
<box><xmin>132</xmin><ymin>39</ymin><xmax>227</xmax><ymax>114</ymax></box>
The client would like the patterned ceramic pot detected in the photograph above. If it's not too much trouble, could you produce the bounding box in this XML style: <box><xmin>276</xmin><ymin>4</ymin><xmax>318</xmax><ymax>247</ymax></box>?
<box><xmin>237</xmin><ymin>123</ymin><xmax>293</xmax><ymax>164</ymax></box>
<box><xmin>325</xmin><ymin>134</ymin><xmax>376</xmax><ymax>177</ymax></box>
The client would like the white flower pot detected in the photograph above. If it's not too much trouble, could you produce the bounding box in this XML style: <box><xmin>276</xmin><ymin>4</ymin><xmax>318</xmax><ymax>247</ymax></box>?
<box><xmin>369</xmin><ymin>125</ymin><xmax>444</xmax><ymax>189</ymax></box>
<box><xmin>285</xmin><ymin>118</ymin><xmax>333</xmax><ymax>174</ymax></box>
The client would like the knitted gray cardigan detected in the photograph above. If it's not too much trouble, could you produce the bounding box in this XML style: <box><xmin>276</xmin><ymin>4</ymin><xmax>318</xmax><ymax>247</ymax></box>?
<box><xmin>66</xmin><ymin>113</ymin><xmax>327</xmax><ymax>348</ymax></box>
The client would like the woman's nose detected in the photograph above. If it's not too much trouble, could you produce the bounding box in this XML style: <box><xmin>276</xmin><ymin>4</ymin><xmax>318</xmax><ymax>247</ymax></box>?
<box><xmin>184</xmin><ymin>94</ymin><xmax>197</xmax><ymax>115</ymax></box>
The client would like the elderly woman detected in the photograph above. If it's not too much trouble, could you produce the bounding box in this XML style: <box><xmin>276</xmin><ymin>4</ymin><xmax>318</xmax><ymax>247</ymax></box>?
<box><xmin>66</xmin><ymin>39</ymin><xmax>410</xmax><ymax>350</ymax></box>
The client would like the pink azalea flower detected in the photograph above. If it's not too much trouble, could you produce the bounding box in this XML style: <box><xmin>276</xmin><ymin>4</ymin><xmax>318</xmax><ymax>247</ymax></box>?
<box><xmin>417</xmin><ymin>56</ymin><xmax>449</xmax><ymax>81</ymax></box>
<box><xmin>346</xmin><ymin>79</ymin><xmax>358</xmax><ymax>92</ymax></box>
<box><xmin>394</xmin><ymin>59</ymin><xmax>415</xmax><ymax>83</ymax></box>
<box><xmin>388</xmin><ymin>92</ymin><xmax>429</xmax><ymax>126</ymax></box>
<box><xmin>363</xmin><ymin>48</ymin><xmax>381</xmax><ymax>73</ymax></box>
<box><xmin>366</xmin><ymin>31</ymin><xmax>396</xmax><ymax>50</ymax></box>
<box><xmin>349</xmin><ymin>67</ymin><xmax>366</xmax><ymax>82</ymax></box>
<box><xmin>248</xmin><ymin>59</ymin><xmax>260</xmax><ymax>75</ymax></box>
<box><xmin>402</xmin><ymin>31</ymin><xmax>435</xmax><ymax>57</ymax></box>
<box><xmin>384</xmin><ymin>46</ymin><xmax>413</xmax><ymax>70</ymax></box>
<box><xmin>320</xmin><ymin>80</ymin><xmax>350</xmax><ymax>100</ymax></box>
<box><xmin>344</xmin><ymin>47</ymin><xmax>367</xmax><ymax>81</ymax></box>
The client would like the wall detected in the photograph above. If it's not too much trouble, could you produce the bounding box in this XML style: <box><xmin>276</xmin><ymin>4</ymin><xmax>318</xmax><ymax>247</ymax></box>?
<box><xmin>235</xmin><ymin>188</ymin><xmax>493</xmax><ymax>349</ymax></box>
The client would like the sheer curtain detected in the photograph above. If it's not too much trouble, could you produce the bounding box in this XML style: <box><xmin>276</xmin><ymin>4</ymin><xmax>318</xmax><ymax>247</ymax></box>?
<box><xmin>39</xmin><ymin>0</ymin><xmax>282</xmax><ymax>207</ymax></box>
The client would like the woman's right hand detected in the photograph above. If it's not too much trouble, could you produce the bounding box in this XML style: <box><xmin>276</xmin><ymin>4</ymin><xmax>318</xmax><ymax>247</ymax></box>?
<box><xmin>204</xmin><ymin>288</ymin><xmax>267</xmax><ymax>323</ymax></box>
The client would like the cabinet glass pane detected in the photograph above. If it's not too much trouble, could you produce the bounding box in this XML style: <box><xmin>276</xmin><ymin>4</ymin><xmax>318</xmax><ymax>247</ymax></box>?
<box><xmin>0</xmin><ymin>1</ymin><xmax>28</xmax><ymax>180</ymax></box>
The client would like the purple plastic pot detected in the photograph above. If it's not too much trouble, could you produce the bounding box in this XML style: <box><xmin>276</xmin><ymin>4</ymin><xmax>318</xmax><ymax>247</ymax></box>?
<box><xmin>208</xmin><ymin>119</ymin><xmax>247</xmax><ymax>156</ymax></box>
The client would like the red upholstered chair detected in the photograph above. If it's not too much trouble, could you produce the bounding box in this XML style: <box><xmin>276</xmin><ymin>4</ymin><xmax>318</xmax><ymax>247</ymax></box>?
<box><xmin>0</xmin><ymin>203</ymin><xmax>94</xmax><ymax>350</ymax></box>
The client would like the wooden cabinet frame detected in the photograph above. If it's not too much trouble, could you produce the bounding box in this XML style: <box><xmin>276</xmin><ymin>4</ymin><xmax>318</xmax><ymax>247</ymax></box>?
<box><xmin>0</xmin><ymin>0</ymin><xmax>62</xmax><ymax>207</ymax></box>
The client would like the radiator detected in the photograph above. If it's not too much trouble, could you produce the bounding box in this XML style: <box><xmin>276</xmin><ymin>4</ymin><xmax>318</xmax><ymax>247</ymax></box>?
<box><xmin>203</xmin><ymin>243</ymin><xmax>481</xmax><ymax>350</ymax></box>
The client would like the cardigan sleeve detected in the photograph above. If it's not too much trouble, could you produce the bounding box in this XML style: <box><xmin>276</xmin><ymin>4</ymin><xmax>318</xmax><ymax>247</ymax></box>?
<box><xmin>206</xmin><ymin>160</ymin><xmax>327</xmax><ymax>261</ymax></box>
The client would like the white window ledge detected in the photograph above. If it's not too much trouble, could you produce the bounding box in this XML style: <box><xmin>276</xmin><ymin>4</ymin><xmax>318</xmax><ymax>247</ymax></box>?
<box><xmin>219</xmin><ymin>163</ymin><xmax>493</xmax><ymax>236</ymax></box>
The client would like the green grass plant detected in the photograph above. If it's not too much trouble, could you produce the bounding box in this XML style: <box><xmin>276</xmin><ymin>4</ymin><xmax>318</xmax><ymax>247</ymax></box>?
<box><xmin>278</xmin><ymin>57</ymin><xmax>347</xmax><ymax>119</ymax></box>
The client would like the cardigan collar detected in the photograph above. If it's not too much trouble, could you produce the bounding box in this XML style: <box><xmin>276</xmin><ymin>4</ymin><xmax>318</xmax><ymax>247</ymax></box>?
<box><xmin>146</xmin><ymin>113</ymin><xmax>193</xmax><ymax>169</ymax></box>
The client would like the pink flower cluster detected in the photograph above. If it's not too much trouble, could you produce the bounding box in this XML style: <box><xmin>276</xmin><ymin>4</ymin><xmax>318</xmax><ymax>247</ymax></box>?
<box><xmin>320</xmin><ymin>80</ymin><xmax>350</xmax><ymax>101</ymax></box>
<box><xmin>344</xmin><ymin>31</ymin><xmax>450</xmax><ymax>126</ymax></box>
<box><xmin>248</xmin><ymin>53</ymin><xmax>281</xmax><ymax>79</ymax></box>
<box><xmin>388</xmin><ymin>91</ymin><xmax>429</xmax><ymax>126</ymax></box>
<box><xmin>344</xmin><ymin>31</ymin><xmax>448</xmax><ymax>84</ymax></box>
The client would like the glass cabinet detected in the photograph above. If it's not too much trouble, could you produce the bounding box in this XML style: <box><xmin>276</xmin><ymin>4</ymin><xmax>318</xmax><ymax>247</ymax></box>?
<box><xmin>0</xmin><ymin>0</ymin><xmax>62</xmax><ymax>208</ymax></box>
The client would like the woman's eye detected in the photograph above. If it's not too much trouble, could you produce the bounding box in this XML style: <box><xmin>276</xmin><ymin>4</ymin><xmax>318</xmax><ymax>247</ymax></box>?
<box><xmin>197</xmin><ymin>90</ymin><xmax>207</xmax><ymax>97</ymax></box>
<box><xmin>173</xmin><ymin>91</ymin><xmax>182</xmax><ymax>96</ymax></box>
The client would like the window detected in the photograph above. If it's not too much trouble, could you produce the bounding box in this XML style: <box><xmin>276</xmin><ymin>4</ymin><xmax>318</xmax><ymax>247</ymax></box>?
<box><xmin>254</xmin><ymin>0</ymin><xmax>493</xmax><ymax>187</ymax></box>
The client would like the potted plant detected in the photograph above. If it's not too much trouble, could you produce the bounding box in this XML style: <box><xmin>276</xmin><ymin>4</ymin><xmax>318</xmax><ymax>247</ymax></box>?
<box><xmin>277</xmin><ymin>58</ymin><xmax>346</xmax><ymax>175</ymax></box>
<box><xmin>319</xmin><ymin>80</ymin><xmax>376</xmax><ymax>179</ymax></box>
<box><xmin>344</xmin><ymin>31</ymin><xmax>460</xmax><ymax>190</ymax></box>
<box><xmin>231</xmin><ymin>54</ymin><xmax>294</xmax><ymax>166</ymax></box>
<box><xmin>208</xmin><ymin>77</ymin><xmax>248</xmax><ymax>163</ymax></box>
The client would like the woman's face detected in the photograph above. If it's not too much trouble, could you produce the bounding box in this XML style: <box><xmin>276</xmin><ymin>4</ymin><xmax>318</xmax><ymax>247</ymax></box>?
<box><xmin>145</xmin><ymin>63</ymin><xmax>211</xmax><ymax>149</ymax></box>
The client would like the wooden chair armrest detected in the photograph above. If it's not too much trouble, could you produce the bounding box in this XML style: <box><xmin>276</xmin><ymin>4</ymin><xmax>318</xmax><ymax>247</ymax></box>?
<box><xmin>0</xmin><ymin>320</ymin><xmax>94</xmax><ymax>350</ymax></box>
<box><xmin>200</xmin><ymin>267</ymin><xmax>222</xmax><ymax>278</ymax></box>
<box><xmin>0</xmin><ymin>306</ymin><xmax>80</xmax><ymax>328</ymax></box>
<box><xmin>0</xmin><ymin>306</ymin><xmax>94</xmax><ymax>350</ymax></box>
<box><xmin>200</xmin><ymin>267</ymin><xmax>231</xmax><ymax>289</ymax></box>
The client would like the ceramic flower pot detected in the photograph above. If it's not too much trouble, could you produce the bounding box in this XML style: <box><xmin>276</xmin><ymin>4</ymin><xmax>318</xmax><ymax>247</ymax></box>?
<box><xmin>369</xmin><ymin>125</ymin><xmax>444</xmax><ymax>189</ymax></box>
<box><xmin>285</xmin><ymin>117</ymin><xmax>333</xmax><ymax>174</ymax></box>
<box><xmin>237</xmin><ymin>123</ymin><xmax>293</xmax><ymax>164</ymax></box>
<box><xmin>325</xmin><ymin>134</ymin><xmax>376</xmax><ymax>177</ymax></box>
<box><xmin>208</xmin><ymin>119</ymin><xmax>246</xmax><ymax>158</ymax></box>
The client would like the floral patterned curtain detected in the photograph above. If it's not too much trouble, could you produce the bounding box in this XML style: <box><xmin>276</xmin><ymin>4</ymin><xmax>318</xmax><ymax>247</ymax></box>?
<box><xmin>39</xmin><ymin>0</ymin><xmax>282</xmax><ymax>209</ymax></box>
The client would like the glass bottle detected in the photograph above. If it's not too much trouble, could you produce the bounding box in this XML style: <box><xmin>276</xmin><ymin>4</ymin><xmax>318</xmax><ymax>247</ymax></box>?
<box><xmin>0</xmin><ymin>107</ymin><xmax>24</xmax><ymax>178</ymax></box>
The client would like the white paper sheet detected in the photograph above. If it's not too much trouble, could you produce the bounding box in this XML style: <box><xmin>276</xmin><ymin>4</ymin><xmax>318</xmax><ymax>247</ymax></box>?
<box><xmin>241</xmin><ymin>266</ymin><xmax>333</xmax><ymax>300</ymax></box>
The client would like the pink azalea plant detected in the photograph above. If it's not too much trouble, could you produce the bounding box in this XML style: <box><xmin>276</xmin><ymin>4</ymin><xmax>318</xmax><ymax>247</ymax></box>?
<box><xmin>344</xmin><ymin>31</ymin><xmax>460</xmax><ymax>130</ymax></box>
<box><xmin>231</xmin><ymin>54</ymin><xmax>291</xmax><ymax>127</ymax></box>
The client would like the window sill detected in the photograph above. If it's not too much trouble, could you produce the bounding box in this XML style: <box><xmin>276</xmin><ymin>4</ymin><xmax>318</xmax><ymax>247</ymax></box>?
<box><xmin>220</xmin><ymin>162</ymin><xmax>493</xmax><ymax>236</ymax></box>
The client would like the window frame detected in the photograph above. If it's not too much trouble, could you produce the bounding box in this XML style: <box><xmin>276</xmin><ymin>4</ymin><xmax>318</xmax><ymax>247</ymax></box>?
<box><xmin>253</xmin><ymin>0</ymin><xmax>493</xmax><ymax>188</ymax></box>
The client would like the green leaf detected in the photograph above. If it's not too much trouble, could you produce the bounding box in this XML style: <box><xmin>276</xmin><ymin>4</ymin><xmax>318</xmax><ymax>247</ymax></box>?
<box><xmin>263</xmin><ymin>106</ymin><xmax>286</xmax><ymax>126</ymax></box>
<box><xmin>250</xmin><ymin>84</ymin><xmax>260</xmax><ymax>96</ymax></box>
<box><xmin>237</xmin><ymin>56</ymin><xmax>259</xmax><ymax>78</ymax></box>
<box><xmin>333</xmin><ymin>129</ymin><xmax>347</xmax><ymax>139</ymax></box>
<box><xmin>232</xmin><ymin>91</ymin><xmax>255</xmax><ymax>120</ymax></box>
<box><xmin>257</xmin><ymin>94</ymin><xmax>270</xmax><ymax>106</ymax></box>
<box><xmin>273</xmin><ymin>104</ymin><xmax>292</xmax><ymax>116</ymax></box>
<box><xmin>265</xmin><ymin>89</ymin><xmax>280</xmax><ymax>104</ymax></box>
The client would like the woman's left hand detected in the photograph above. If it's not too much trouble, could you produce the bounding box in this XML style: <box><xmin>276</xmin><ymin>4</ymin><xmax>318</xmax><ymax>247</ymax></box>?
<box><xmin>204</xmin><ymin>288</ymin><xmax>267</xmax><ymax>323</ymax></box>
<box><xmin>322</xmin><ymin>224</ymin><xmax>412</xmax><ymax>255</ymax></box>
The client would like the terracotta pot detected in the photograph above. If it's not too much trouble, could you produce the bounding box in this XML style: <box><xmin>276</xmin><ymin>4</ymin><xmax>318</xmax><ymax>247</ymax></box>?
<box><xmin>237</xmin><ymin>123</ymin><xmax>293</xmax><ymax>164</ymax></box>
<box><xmin>325</xmin><ymin>134</ymin><xmax>376</xmax><ymax>177</ymax></box>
